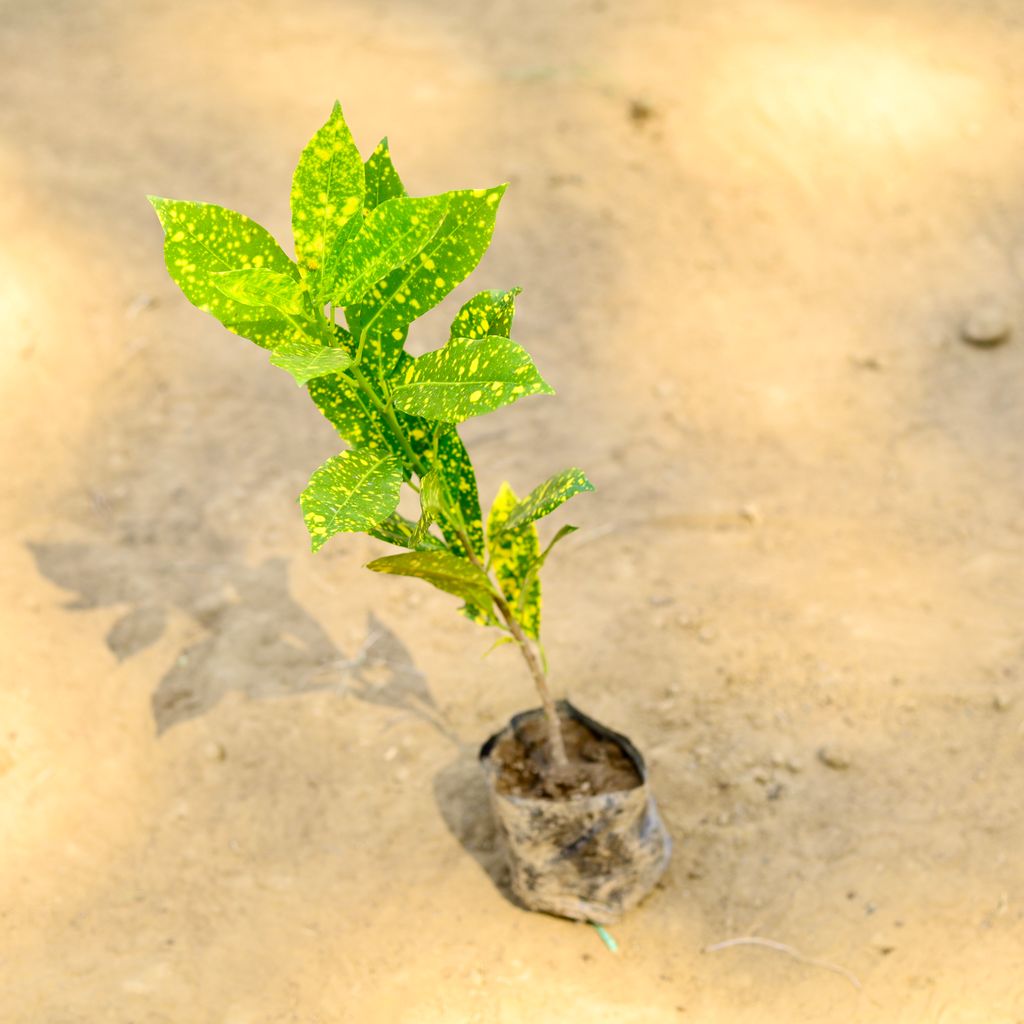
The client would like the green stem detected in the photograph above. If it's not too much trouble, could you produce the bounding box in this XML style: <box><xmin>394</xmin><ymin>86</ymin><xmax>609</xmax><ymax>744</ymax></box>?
<box><xmin>455</xmin><ymin>528</ymin><xmax>568</xmax><ymax>769</ymax></box>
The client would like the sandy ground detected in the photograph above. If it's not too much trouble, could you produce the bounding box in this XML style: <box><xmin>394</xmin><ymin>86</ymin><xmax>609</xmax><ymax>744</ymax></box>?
<box><xmin>2</xmin><ymin>0</ymin><xmax>1024</xmax><ymax>1020</ymax></box>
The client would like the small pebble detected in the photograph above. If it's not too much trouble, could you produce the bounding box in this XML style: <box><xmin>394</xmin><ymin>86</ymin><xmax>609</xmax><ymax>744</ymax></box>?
<box><xmin>962</xmin><ymin>302</ymin><xmax>1012</xmax><ymax>348</ymax></box>
<box><xmin>202</xmin><ymin>741</ymin><xmax>226</xmax><ymax>762</ymax></box>
<box><xmin>992</xmin><ymin>692</ymin><xmax>1013</xmax><ymax>712</ymax></box>
<box><xmin>817</xmin><ymin>746</ymin><xmax>851</xmax><ymax>770</ymax></box>
<box><xmin>698</xmin><ymin>625</ymin><xmax>717</xmax><ymax>644</ymax></box>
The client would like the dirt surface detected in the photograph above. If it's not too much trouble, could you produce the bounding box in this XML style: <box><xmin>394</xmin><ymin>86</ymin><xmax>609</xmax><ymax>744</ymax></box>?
<box><xmin>3</xmin><ymin>0</ymin><xmax>1024</xmax><ymax>1020</ymax></box>
<box><xmin>489</xmin><ymin>708</ymin><xmax>643</xmax><ymax>799</ymax></box>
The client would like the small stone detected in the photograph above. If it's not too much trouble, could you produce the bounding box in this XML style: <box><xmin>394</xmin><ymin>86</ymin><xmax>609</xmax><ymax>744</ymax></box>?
<box><xmin>992</xmin><ymin>692</ymin><xmax>1013</xmax><ymax>712</ymax></box>
<box><xmin>962</xmin><ymin>302</ymin><xmax>1012</xmax><ymax>348</ymax></box>
<box><xmin>628</xmin><ymin>98</ymin><xmax>655</xmax><ymax>124</ymax></box>
<box><xmin>870</xmin><ymin>932</ymin><xmax>895</xmax><ymax>955</ymax></box>
<box><xmin>739</xmin><ymin>502</ymin><xmax>762</xmax><ymax>525</ymax></box>
<box><xmin>383</xmin><ymin>746</ymin><xmax>399</xmax><ymax>762</ymax></box>
<box><xmin>202</xmin><ymin>741</ymin><xmax>226</xmax><ymax>762</ymax></box>
<box><xmin>766</xmin><ymin>782</ymin><xmax>784</xmax><ymax>800</ymax></box>
<box><xmin>817</xmin><ymin>746</ymin><xmax>851</xmax><ymax>770</ymax></box>
<box><xmin>698</xmin><ymin>625</ymin><xmax>717</xmax><ymax>644</ymax></box>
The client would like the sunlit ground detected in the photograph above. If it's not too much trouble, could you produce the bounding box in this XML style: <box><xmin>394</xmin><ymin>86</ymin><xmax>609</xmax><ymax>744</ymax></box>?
<box><xmin>2</xmin><ymin>0</ymin><xmax>1023</xmax><ymax>1020</ymax></box>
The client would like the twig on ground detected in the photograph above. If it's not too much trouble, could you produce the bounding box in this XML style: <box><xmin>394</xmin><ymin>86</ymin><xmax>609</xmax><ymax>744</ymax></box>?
<box><xmin>703</xmin><ymin>936</ymin><xmax>862</xmax><ymax>992</ymax></box>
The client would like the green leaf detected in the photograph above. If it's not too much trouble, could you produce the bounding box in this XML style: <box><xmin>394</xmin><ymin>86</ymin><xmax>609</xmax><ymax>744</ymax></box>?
<box><xmin>487</xmin><ymin>483</ymin><xmax>542</xmax><ymax>639</ymax></box>
<box><xmin>369</xmin><ymin>512</ymin><xmax>445</xmax><ymax>551</ymax></box>
<box><xmin>212</xmin><ymin>268</ymin><xmax>307</xmax><ymax>315</ymax></box>
<box><xmin>363</xmin><ymin>138</ymin><xmax>407</xmax><ymax>210</ymax></box>
<box><xmin>450</xmin><ymin>288</ymin><xmax>521</xmax><ymax>340</ymax></box>
<box><xmin>307</xmin><ymin>326</ymin><xmax>406</xmax><ymax>454</ymax></box>
<box><xmin>300</xmin><ymin>448</ymin><xmax>404</xmax><ymax>552</ymax></box>
<box><xmin>419</xmin><ymin>469</ymin><xmax>446</xmax><ymax>518</ymax></box>
<box><xmin>365</xmin><ymin>550</ymin><xmax>494</xmax><ymax>610</ymax></box>
<box><xmin>499</xmin><ymin>468</ymin><xmax>595</xmax><ymax>533</ymax></box>
<box><xmin>406</xmin><ymin>468</ymin><xmax>444</xmax><ymax>548</ymax></box>
<box><xmin>269</xmin><ymin>341</ymin><xmax>353</xmax><ymax>386</ymax></box>
<box><xmin>291</xmin><ymin>102</ymin><xmax>365</xmax><ymax>293</ymax></box>
<box><xmin>346</xmin><ymin>185</ymin><xmax>506</xmax><ymax>336</ymax></box>
<box><xmin>308</xmin><ymin>370</ymin><xmax>396</xmax><ymax>451</ymax></box>
<box><xmin>416</xmin><ymin>423</ymin><xmax>486</xmax><ymax>564</ymax></box>
<box><xmin>391</xmin><ymin>335</ymin><xmax>553</xmax><ymax>423</ymax></box>
<box><xmin>327</xmin><ymin>194</ymin><xmax>450</xmax><ymax>307</ymax></box>
<box><xmin>148</xmin><ymin>196</ymin><xmax>306</xmax><ymax>350</ymax></box>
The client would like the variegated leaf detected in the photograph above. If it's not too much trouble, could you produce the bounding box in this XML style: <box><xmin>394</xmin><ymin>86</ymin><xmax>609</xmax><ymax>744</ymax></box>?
<box><xmin>391</xmin><ymin>335</ymin><xmax>553</xmax><ymax>422</ymax></box>
<box><xmin>369</xmin><ymin>512</ymin><xmax>445</xmax><ymax>551</ymax></box>
<box><xmin>300</xmin><ymin>449</ymin><xmax>403</xmax><ymax>552</ymax></box>
<box><xmin>449</xmin><ymin>288</ymin><xmax>521</xmax><ymax>341</ymax></box>
<box><xmin>365</xmin><ymin>550</ymin><xmax>494</xmax><ymax>611</ymax></box>
<box><xmin>363</xmin><ymin>138</ymin><xmax>406</xmax><ymax>211</ymax></box>
<box><xmin>345</xmin><ymin>186</ymin><xmax>506</xmax><ymax>337</ymax></box>
<box><xmin>499</xmin><ymin>468</ymin><xmax>595</xmax><ymax>533</ymax></box>
<box><xmin>148</xmin><ymin>196</ymin><xmax>307</xmax><ymax>350</ymax></box>
<box><xmin>269</xmin><ymin>341</ymin><xmax>353</xmax><ymax>386</ymax></box>
<box><xmin>291</xmin><ymin>102</ymin><xmax>365</xmax><ymax>293</ymax></box>
<box><xmin>212</xmin><ymin>268</ymin><xmax>307</xmax><ymax>315</ymax></box>
<box><xmin>487</xmin><ymin>482</ymin><xmax>541</xmax><ymax>639</ymax></box>
<box><xmin>327</xmin><ymin>194</ymin><xmax>449</xmax><ymax>307</ymax></box>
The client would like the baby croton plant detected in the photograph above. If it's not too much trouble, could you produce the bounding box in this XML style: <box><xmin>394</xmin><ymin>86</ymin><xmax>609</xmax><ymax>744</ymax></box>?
<box><xmin>149</xmin><ymin>103</ymin><xmax>593</xmax><ymax>769</ymax></box>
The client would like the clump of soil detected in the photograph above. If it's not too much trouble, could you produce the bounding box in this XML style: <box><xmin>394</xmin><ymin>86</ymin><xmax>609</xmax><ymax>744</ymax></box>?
<box><xmin>491</xmin><ymin>711</ymin><xmax>643</xmax><ymax>800</ymax></box>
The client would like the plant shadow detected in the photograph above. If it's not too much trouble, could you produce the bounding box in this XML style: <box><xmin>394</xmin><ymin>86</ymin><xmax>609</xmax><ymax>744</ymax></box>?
<box><xmin>28</xmin><ymin>535</ymin><xmax>516</xmax><ymax>902</ymax></box>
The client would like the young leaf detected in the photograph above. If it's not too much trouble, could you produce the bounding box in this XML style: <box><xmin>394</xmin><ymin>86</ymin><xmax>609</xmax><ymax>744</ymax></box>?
<box><xmin>345</xmin><ymin>186</ymin><xmax>506</xmax><ymax>336</ymax></box>
<box><xmin>212</xmin><ymin>268</ymin><xmax>307</xmax><ymax>315</ymax></box>
<box><xmin>148</xmin><ymin>196</ymin><xmax>306</xmax><ymax>350</ymax></box>
<box><xmin>363</xmin><ymin>138</ymin><xmax>406</xmax><ymax>210</ymax></box>
<box><xmin>391</xmin><ymin>336</ymin><xmax>553</xmax><ymax>423</ymax></box>
<box><xmin>308</xmin><ymin>371</ymin><xmax>399</xmax><ymax>452</ymax></box>
<box><xmin>450</xmin><ymin>288</ymin><xmax>521</xmax><ymax>341</ymax></box>
<box><xmin>419</xmin><ymin>469</ymin><xmax>446</xmax><ymax>518</ymax></box>
<box><xmin>415</xmin><ymin>423</ymin><xmax>486</xmax><ymax>562</ymax></box>
<box><xmin>499</xmin><ymin>468</ymin><xmax>595</xmax><ymax>533</ymax></box>
<box><xmin>407</xmin><ymin>468</ymin><xmax>444</xmax><ymax>548</ymax></box>
<box><xmin>365</xmin><ymin>550</ymin><xmax>494</xmax><ymax>610</ymax></box>
<box><xmin>327</xmin><ymin>194</ymin><xmax>450</xmax><ymax>307</ymax></box>
<box><xmin>300</xmin><ymin>448</ymin><xmax>404</xmax><ymax>552</ymax></box>
<box><xmin>487</xmin><ymin>483</ymin><xmax>542</xmax><ymax>639</ymax></box>
<box><xmin>269</xmin><ymin>341</ymin><xmax>353</xmax><ymax>386</ymax></box>
<box><xmin>369</xmin><ymin>512</ymin><xmax>445</xmax><ymax>551</ymax></box>
<box><xmin>291</xmin><ymin>101</ymin><xmax>365</xmax><ymax>292</ymax></box>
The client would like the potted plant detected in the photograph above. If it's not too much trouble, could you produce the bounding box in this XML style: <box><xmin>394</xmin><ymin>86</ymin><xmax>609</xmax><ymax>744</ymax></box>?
<box><xmin>148</xmin><ymin>102</ymin><xmax>671</xmax><ymax>923</ymax></box>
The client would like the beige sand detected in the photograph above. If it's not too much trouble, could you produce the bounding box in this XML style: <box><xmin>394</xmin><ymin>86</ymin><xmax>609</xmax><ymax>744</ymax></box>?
<box><xmin>1</xmin><ymin>0</ymin><xmax>1023</xmax><ymax>1019</ymax></box>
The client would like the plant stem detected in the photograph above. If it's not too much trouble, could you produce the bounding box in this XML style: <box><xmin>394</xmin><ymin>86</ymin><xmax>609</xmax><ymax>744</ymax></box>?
<box><xmin>456</xmin><ymin>529</ymin><xmax>569</xmax><ymax>770</ymax></box>
<box><xmin>339</xmin><ymin>321</ymin><xmax>569</xmax><ymax>771</ymax></box>
<box><xmin>496</xmin><ymin>592</ymin><xmax>569</xmax><ymax>769</ymax></box>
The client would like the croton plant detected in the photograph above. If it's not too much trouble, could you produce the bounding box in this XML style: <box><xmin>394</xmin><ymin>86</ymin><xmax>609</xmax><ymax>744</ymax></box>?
<box><xmin>149</xmin><ymin>102</ymin><xmax>593</xmax><ymax>765</ymax></box>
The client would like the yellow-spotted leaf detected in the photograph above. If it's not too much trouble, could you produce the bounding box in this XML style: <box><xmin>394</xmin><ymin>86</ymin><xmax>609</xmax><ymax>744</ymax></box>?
<box><xmin>449</xmin><ymin>288</ymin><xmax>521</xmax><ymax>341</ymax></box>
<box><xmin>363</xmin><ymin>138</ymin><xmax>406</xmax><ymax>210</ymax></box>
<box><xmin>346</xmin><ymin>186</ymin><xmax>506</xmax><ymax>337</ymax></box>
<box><xmin>148</xmin><ymin>196</ymin><xmax>306</xmax><ymax>350</ymax></box>
<box><xmin>369</xmin><ymin>512</ymin><xmax>445</xmax><ymax>551</ymax></box>
<box><xmin>365</xmin><ymin>550</ymin><xmax>494</xmax><ymax>611</ymax></box>
<box><xmin>327</xmin><ymin>194</ymin><xmax>450</xmax><ymax>307</ymax></box>
<box><xmin>291</xmin><ymin>102</ymin><xmax>365</xmax><ymax>293</ymax></box>
<box><xmin>269</xmin><ymin>340</ymin><xmax>353</xmax><ymax>386</ymax></box>
<box><xmin>391</xmin><ymin>336</ymin><xmax>553</xmax><ymax>423</ymax></box>
<box><xmin>487</xmin><ymin>483</ymin><xmax>542</xmax><ymax>639</ymax></box>
<box><xmin>300</xmin><ymin>448</ymin><xmax>403</xmax><ymax>552</ymax></box>
<box><xmin>212</xmin><ymin>268</ymin><xmax>307</xmax><ymax>315</ymax></box>
<box><xmin>499</xmin><ymin>468</ymin><xmax>595</xmax><ymax>533</ymax></box>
